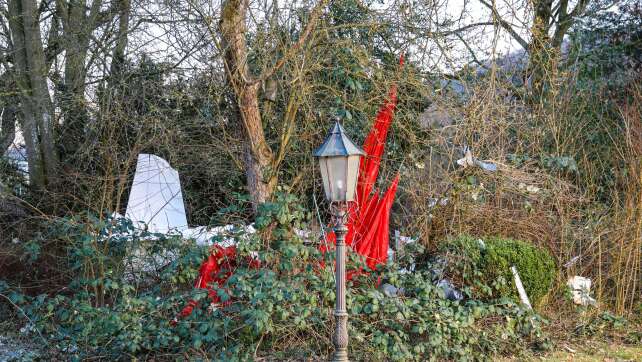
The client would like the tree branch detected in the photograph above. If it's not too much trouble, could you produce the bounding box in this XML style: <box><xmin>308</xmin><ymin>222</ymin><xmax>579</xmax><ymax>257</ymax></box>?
<box><xmin>255</xmin><ymin>0</ymin><xmax>328</xmax><ymax>84</ymax></box>
<box><xmin>552</xmin><ymin>0</ymin><xmax>590</xmax><ymax>47</ymax></box>
<box><xmin>478</xmin><ymin>0</ymin><xmax>529</xmax><ymax>50</ymax></box>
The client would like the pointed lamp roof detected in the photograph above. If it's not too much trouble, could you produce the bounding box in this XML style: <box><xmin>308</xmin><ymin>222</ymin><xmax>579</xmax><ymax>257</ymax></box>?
<box><xmin>314</xmin><ymin>121</ymin><xmax>365</xmax><ymax>157</ymax></box>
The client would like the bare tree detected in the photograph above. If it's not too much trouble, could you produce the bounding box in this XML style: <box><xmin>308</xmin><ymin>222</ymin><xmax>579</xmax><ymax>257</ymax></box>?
<box><xmin>479</xmin><ymin>0</ymin><xmax>592</xmax><ymax>94</ymax></box>
<box><xmin>218</xmin><ymin>0</ymin><xmax>327</xmax><ymax>210</ymax></box>
<box><xmin>7</xmin><ymin>0</ymin><xmax>59</xmax><ymax>188</ymax></box>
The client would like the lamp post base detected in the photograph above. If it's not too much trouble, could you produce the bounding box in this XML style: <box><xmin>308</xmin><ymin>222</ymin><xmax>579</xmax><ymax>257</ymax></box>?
<box><xmin>332</xmin><ymin>311</ymin><xmax>349</xmax><ymax>362</ymax></box>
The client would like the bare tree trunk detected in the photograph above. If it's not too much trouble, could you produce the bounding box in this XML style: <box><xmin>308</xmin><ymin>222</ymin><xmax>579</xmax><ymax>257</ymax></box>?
<box><xmin>109</xmin><ymin>0</ymin><xmax>130</xmax><ymax>82</ymax></box>
<box><xmin>8</xmin><ymin>0</ymin><xmax>58</xmax><ymax>188</ymax></box>
<box><xmin>21</xmin><ymin>0</ymin><xmax>58</xmax><ymax>182</ymax></box>
<box><xmin>219</xmin><ymin>0</ymin><xmax>275</xmax><ymax>210</ymax></box>
<box><xmin>0</xmin><ymin>103</ymin><xmax>16</xmax><ymax>153</ymax></box>
<box><xmin>0</xmin><ymin>73</ymin><xmax>17</xmax><ymax>153</ymax></box>
<box><xmin>527</xmin><ymin>0</ymin><xmax>555</xmax><ymax>98</ymax></box>
<box><xmin>57</xmin><ymin>0</ymin><xmax>104</xmax><ymax>160</ymax></box>
<box><xmin>218</xmin><ymin>0</ymin><xmax>326</xmax><ymax>211</ymax></box>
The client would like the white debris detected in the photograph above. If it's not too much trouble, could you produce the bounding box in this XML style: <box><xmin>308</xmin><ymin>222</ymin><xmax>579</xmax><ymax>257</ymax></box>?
<box><xmin>122</xmin><ymin>153</ymin><xmax>258</xmax><ymax>248</ymax></box>
<box><xmin>511</xmin><ymin>265</ymin><xmax>532</xmax><ymax>310</ymax></box>
<box><xmin>427</xmin><ymin>197</ymin><xmax>449</xmax><ymax>208</ymax></box>
<box><xmin>182</xmin><ymin>224</ymin><xmax>256</xmax><ymax>247</ymax></box>
<box><xmin>125</xmin><ymin>154</ymin><xmax>188</xmax><ymax>233</ymax></box>
<box><xmin>456</xmin><ymin>147</ymin><xmax>476</xmax><ymax>168</ymax></box>
<box><xmin>567</xmin><ymin>276</ymin><xmax>597</xmax><ymax>306</ymax></box>
<box><xmin>518</xmin><ymin>183</ymin><xmax>541</xmax><ymax>193</ymax></box>
<box><xmin>437</xmin><ymin>279</ymin><xmax>463</xmax><ymax>301</ymax></box>
<box><xmin>387</xmin><ymin>247</ymin><xmax>395</xmax><ymax>263</ymax></box>
<box><xmin>456</xmin><ymin>146</ymin><xmax>497</xmax><ymax>172</ymax></box>
<box><xmin>563</xmin><ymin>255</ymin><xmax>580</xmax><ymax>268</ymax></box>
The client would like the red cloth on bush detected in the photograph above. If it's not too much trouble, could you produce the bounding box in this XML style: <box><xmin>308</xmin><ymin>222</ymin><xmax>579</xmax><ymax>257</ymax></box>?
<box><xmin>175</xmin><ymin>245</ymin><xmax>259</xmax><ymax>320</ymax></box>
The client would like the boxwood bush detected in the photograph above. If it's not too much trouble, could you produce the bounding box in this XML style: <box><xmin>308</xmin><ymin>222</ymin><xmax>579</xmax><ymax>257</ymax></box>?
<box><xmin>438</xmin><ymin>235</ymin><xmax>556</xmax><ymax>306</ymax></box>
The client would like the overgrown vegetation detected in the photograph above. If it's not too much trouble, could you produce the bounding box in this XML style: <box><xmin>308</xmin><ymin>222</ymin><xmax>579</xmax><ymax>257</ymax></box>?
<box><xmin>1</xmin><ymin>0</ymin><xmax>641</xmax><ymax>359</ymax></box>
<box><xmin>1</xmin><ymin>195</ymin><xmax>550</xmax><ymax>360</ymax></box>
<box><xmin>438</xmin><ymin>235</ymin><xmax>556</xmax><ymax>306</ymax></box>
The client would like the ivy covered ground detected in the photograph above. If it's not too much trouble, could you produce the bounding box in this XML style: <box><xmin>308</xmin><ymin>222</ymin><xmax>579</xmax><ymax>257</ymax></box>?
<box><xmin>0</xmin><ymin>194</ymin><xmax>640</xmax><ymax>361</ymax></box>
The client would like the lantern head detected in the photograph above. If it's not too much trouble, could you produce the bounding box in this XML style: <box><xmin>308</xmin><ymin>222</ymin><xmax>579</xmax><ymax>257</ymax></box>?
<box><xmin>314</xmin><ymin>121</ymin><xmax>365</xmax><ymax>202</ymax></box>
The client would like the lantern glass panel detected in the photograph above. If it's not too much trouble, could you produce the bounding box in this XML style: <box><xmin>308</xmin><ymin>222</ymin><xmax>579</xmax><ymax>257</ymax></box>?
<box><xmin>322</xmin><ymin>156</ymin><xmax>347</xmax><ymax>202</ymax></box>
<box><xmin>318</xmin><ymin>155</ymin><xmax>361</xmax><ymax>202</ymax></box>
<box><xmin>345</xmin><ymin>154</ymin><xmax>360</xmax><ymax>202</ymax></box>
<box><xmin>318</xmin><ymin>156</ymin><xmax>332</xmax><ymax>200</ymax></box>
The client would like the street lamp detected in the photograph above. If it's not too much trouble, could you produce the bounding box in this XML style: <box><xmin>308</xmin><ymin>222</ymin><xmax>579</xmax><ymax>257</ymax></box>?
<box><xmin>314</xmin><ymin>120</ymin><xmax>364</xmax><ymax>362</ymax></box>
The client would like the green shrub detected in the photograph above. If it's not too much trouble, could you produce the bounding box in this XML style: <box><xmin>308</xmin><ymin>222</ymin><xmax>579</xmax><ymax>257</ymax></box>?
<box><xmin>439</xmin><ymin>235</ymin><xmax>556</xmax><ymax>306</ymax></box>
<box><xmin>2</xmin><ymin>195</ymin><xmax>550</xmax><ymax>360</ymax></box>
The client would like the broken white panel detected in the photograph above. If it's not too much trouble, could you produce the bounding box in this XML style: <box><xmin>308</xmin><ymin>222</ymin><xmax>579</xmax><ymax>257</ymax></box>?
<box><xmin>125</xmin><ymin>154</ymin><xmax>188</xmax><ymax>233</ymax></box>
<box><xmin>511</xmin><ymin>265</ymin><xmax>532</xmax><ymax>309</ymax></box>
<box><xmin>456</xmin><ymin>147</ymin><xmax>475</xmax><ymax>168</ymax></box>
<box><xmin>563</xmin><ymin>255</ymin><xmax>580</xmax><ymax>269</ymax></box>
<box><xmin>567</xmin><ymin>276</ymin><xmax>597</xmax><ymax>306</ymax></box>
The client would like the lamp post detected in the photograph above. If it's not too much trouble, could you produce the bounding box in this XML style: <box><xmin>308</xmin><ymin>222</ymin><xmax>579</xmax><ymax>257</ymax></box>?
<box><xmin>314</xmin><ymin>120</ymin><xmax>364</xmax><ymax>362</ymax></box>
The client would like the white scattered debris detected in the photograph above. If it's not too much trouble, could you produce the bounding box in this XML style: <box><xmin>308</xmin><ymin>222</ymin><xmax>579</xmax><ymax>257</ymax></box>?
<box><xmin>182</xmin><ymin>224</ymin><xmax>256</xmax><ymax>247</ymax></box>
<box><xmin>122</xmin><ymin>154</ymin><xmax>257</xmax><ymax>247</ymax></box>
<box><xmin>511</xmin><ymin>265</ymin><xmax>532</xmax><ymax>310</ymax></box>
<box><xmin>125</xmin><ymin>154</ymin><xmax>188</xmax><ymax>234</ymax></box>
<box><xmin>380</xmin><ymin>283</ymin><xmax>405</xmax><ymax>297</ymax></box>
<box><xmin>456</xmin><ymin>146</ymin><xmax>497</xmax><ymax>172</ymax></box>
<box><xmin>518</xmin><ymin>183</ymin><xmax>541</xmax><ymax>193</ymax></box>
<box><xmin>392</xmin><ymin>230</ymin><xmax>416</xmax><ymax>262</ymax></box>
<box><xmin>399</xmin><ymin>263</ymin><xmax>416</xmax><ymax>274</ymax></box>
<box><xmin>476</xmin><ymin>238</ymin><xmax>486</xmax><ymax>249</ymax></box>
<box><xmin>456</xmin><ymin>147</ymin><xmax>476</xmax><ymax>168</ymax></box>
<box><xmin>437</xmin><ymin>279</ymin><xmax>463</xmax><ymax>301</ymax></box>
<box><xmin>427</xmin><ymin>197</ymin><xmax>449</xmax><ymax>208</ymax></box>
<box><xmin>567</xmin><ymin>276</ymin><xmax>597</xmax><ymax>306</ymax></box>
<box><xmin>563</xmin><ymin>255</ymin><xmax>580</xmax><ymax>268</ymax></box>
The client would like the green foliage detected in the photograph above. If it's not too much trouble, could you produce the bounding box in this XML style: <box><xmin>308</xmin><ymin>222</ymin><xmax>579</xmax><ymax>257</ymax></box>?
<box><xmin>439</xmin><ymin>235</ymin><xmax>557</xmax><ymax>306</ymax></box>
<box><xmin>572</xmin><ymin>311</ymin><xmax>642</xmax><ymax>345</ymax></box>
<box><xmin>507</xmin><ymin>153</ymin><xmax>578</xmax><ymax>174</ymax></box>
<box><xmin>3</xmin><ymin>195</ymin><xmax>550</xmax><ymax>360</ymax></box>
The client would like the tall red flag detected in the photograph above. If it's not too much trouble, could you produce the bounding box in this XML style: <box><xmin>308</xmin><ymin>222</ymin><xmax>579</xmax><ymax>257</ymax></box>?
<box><xmin>324</xmin><ymin>56</ymin><xmax>403</xmax><ymax>271</ymax></box>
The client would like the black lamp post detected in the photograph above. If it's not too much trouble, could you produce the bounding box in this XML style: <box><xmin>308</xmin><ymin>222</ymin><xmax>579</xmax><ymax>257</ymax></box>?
<box><xmin>314</xmin><ymin>120</ymin><xmax>364</xmax><ymax>362</ymax></box>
